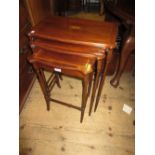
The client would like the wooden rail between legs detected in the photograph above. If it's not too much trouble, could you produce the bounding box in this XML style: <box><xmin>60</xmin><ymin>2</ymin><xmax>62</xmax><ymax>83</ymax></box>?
<box><xmin>49</xmin><ymin>98</ymin><xmax>81</xmax><ymax>111</ymax></box>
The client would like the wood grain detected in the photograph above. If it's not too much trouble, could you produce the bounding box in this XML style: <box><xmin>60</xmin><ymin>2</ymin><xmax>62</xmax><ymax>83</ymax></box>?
<box><xmin>24</xmin><ymin>0</ymin><xmax>51</xmax><ymax>26</ymax></box>
<box><xmin>30</xmin><ymin>15</ymin><xmax>118</xmax><ymax>49</ymax></box>
<box><xmin>20</xmin><ymin>72</ymin><xmax>135</xmax><ymax>155</ymax></box>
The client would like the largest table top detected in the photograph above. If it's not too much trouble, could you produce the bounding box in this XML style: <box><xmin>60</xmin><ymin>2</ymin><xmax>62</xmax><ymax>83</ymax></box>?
<box><xmin>32</xmin><ymin>16</ymin><xmax>118</xmax><ymax>49</ymax></box>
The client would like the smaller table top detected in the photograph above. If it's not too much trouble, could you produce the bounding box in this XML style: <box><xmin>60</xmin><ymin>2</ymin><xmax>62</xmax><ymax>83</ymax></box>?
<box><xmin>29</xmin><ymin>48</ymin><xmax>96</xmax><ymax>75</ymax></box>
<box><xmin>31</xmin><ymin>39</ymin><xmax>105</xmax><ymax>60</ymax></box>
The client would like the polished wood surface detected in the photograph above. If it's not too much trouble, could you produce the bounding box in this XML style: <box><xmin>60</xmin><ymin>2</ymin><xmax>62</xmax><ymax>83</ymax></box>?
<box><xmin>24</xmin><ymin>0</ymin><xmax>51</xmax><ymax>26</ymax></box>
<box><xmin>30</xmin><ymin>48</ymin><xmax>96</xmax><ymax>76</ymax></box>
<box><xmin>104</xmin><ymin>0</ymin><xmax>135</xmax><ymax>87</ymax></box>
<box><xmin>31</xmin><ymin>16</ymin><xmax>118</xmax><ymax>49</ymax></box>
<box><xmin>110</xmin><ymin>34</ymin><xmax>134</xmax><ymax>87</ymax></box>
<box><xmin>30</xmin><ymin>39</ymin><xmax>105</xmax><ymax>60</ymax></box>
<box><xmin>28</xmin><ymin>47</ymin><xmax>95</xmax><ymax>122</ymax></box>
<box><xmin>29</xmin><ymin>15</ymin><xmax>118</xmax><ymax>114</ymax></box>
<box><xmin>29</xmin><ymin>38</ymin><xmax>105</xmax><ymax>116</ymax></box>
<box><xmin>19</xmin><ymin>0</ymin><xmax>35</xmax><ymax>113</ymax></box>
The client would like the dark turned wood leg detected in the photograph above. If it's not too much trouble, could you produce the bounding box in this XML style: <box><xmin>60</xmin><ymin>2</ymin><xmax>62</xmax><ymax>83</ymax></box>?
<box><xmin>80</xmin><ymin>78</ymin><xmax>88</xmax><ymax>123</ymax></box>
<box><xmin>110</xmin><ymin>35</ymin><xmax>135</xmax><ymax>88</ymax></box>
<box><xmin>89</xmin><ymin>60</ymin><xmax>102</xmax><ymax>116</ymax></box>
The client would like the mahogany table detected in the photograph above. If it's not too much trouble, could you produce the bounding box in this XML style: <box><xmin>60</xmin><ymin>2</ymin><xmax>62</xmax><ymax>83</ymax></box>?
<box><xmin>29</xmin><ymin>15</ymin><xmax>118</xmax><ymax>114</ymax></box>
<box><xmin>28</xmin><ymin>48</ymin><xmax>96</xmax><ymax>122</ymax></box>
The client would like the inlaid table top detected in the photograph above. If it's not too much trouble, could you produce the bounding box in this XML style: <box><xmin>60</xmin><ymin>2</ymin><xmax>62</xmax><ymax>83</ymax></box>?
<box><xmin>31</xmin><ymin>15</ymin><xmax>118</xmax><ymax>49</ymax></box>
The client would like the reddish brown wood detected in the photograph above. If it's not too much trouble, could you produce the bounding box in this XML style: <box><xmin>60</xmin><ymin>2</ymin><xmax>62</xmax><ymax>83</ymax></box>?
<box><xmin>30</xmin><ymin>39</ymin><xmax>105</xmax><ymax>60</ymax></box>
<box><xmin>24</xmin><ymin>0</ymin><xmax>51</xmax><ymax>26</ymax></box>
<box><xmin>110</xmin><ymin>34</ymin><xmax>135</xmax><ymax>87</ymax></box>
<box><xmin>29</xmin><ymin>39</ymin><xmax>105</xmax><ymax>116</ymax></box>
<box><xmin>104</xmin><ymin>0</ymin><xmax>135</xmax><ymax>87</ymax></box>
<box><xmin>28</xmin><ymin>16</ymin><xmax>118</xmax><ymax>115</ymax></box>
<box><xmin>28</xmin><ymin>48</ymin><xmax>95</xmax><ymax>123</ymax></box>
<box><xmin>29</xmin><ymin>16</ymin><xmax>117</xmax><ymax>49</ymax></box>
<box><xmin>19</xmin><ymin>0</ymin><xmax>35</xmax><ymax>113</ymax></box>
<box><xmin>94</xmin><ymin>48</ymin><xmax>113</xmax><ymax>112</ymax></box>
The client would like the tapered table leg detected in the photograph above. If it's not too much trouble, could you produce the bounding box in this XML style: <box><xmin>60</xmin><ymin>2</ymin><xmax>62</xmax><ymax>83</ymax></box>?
<box><xmin>94</xmin><ymin>49</ymin><xmax>113</xmax><ymax>112</ymax></box>
<box><xmin>80</xmin><ymin>78</ymin><xmax>89</xmax><ymax>123</ymax></box>
<box><xmin>34</xmin><ymin>66</ymin><xmax>51</xmax><ymax>110</ymax></box>
<box><xmin>87</xmin><ymin>73</ymin><xmax>93</xmax><ymax>97</ymax></box>
<box><xmin>89</xmin><ymin>60</ymin><xmax>102</xmax><ymax>116</ymax></box>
